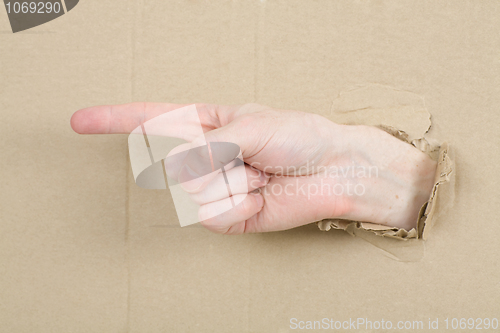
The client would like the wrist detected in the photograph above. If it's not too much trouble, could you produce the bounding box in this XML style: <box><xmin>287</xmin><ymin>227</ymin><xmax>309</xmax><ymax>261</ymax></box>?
<box><xmin>307</xmin><ymin>118</ymin><xmax>358</xmax><ymax>220</ymax></box>
<box><xmin>317</xmin><ymin>122</ymin><xmax>437</xmax><ymax>231</ymax></box>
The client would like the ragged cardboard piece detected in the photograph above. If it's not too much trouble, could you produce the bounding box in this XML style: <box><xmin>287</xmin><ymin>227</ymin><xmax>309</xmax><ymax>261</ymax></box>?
<box><xmin>317</xmin><ymin>85</ymin><xmax>454</xmax><ymax>240</ymax></box>
<box><xmin>317</xmin><ymin>141</ymin><xmax>453</xmax><ymax>240</ymax></box>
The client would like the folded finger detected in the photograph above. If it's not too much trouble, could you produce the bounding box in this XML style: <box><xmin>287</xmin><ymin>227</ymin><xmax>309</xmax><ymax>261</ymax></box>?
<box><xmin>199</xmin><ymin>193</ymin><xmax>264</xmax><ymax>234</ymax></box>
<box><xmin>189</xmin><ymin>164</ymin><xmax>270</xmax><ymax>204</ymax></box>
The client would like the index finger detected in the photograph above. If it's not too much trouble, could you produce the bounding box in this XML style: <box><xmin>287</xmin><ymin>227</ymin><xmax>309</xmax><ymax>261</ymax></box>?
<box><xmin>70</xmin><ymin>102</ymin><xmax>240</xmax><ymax>135</ymax></box>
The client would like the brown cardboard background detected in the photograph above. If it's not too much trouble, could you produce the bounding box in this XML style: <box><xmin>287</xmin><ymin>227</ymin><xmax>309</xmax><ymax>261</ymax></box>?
<box><xmin>1</xmin><ymin>1</ymin><xmax>499</xmax><ymax>332</ymax></box>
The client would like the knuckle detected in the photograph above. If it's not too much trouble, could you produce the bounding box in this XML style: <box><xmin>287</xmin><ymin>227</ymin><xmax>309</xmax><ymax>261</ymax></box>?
<box><xmin>234</xmin><ymin>113</ymin><xmax>256</xmax><ymax>127</ymax></box>
<box><xmin>239</xmin><ymin>103</ymin><xmax>265</xmax><ymax>112</ymax></box>
<box><xmin>200</xmin><ymin>221</ymin><xmax>225</xmax><ymax>234</ymax></box>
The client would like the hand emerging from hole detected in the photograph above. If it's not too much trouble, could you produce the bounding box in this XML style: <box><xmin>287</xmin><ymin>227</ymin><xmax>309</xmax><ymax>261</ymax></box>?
<box><xmin>71</xmin><ymin>103</ymin><xmax>437</xmax><ymax>234</ymax></box>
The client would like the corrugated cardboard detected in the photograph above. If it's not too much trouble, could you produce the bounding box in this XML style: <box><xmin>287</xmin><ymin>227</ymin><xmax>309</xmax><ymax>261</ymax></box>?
<box><xmin>1</xmin><ymin>1</ymin><xmax>499</xmax><ymax>332</ymax></box>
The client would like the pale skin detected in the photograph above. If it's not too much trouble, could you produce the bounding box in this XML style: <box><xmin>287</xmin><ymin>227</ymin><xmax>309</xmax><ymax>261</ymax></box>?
<box><xmin>71</xmin><ymin>103</ymin><xmax>437</xmax><ymax>234</ymax></box>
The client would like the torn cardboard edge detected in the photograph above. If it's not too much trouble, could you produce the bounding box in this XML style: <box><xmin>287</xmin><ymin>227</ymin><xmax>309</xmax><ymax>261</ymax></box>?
<box><xmin>316</xmin><ymin>126</ymin><xmax>454</xmax><ymax>241</ymax></box>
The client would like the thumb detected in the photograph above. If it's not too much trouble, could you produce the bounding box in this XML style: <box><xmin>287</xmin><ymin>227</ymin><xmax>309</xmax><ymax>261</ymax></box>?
<box><xmin>204</xmin><ymin>102</ymin><xmax>274</xmax><ymax>160</ymax></box>
<box><xmin>203</xmin><ymin>113</ymin><xmax>269</xmax><ymax>161</ymax></box>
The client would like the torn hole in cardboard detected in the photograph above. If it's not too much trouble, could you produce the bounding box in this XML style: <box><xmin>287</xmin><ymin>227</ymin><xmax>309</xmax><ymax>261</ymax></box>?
<box><xmin>317</xmin><ymin>84</ymin><xmax>455</xmax><ymax>261</ymax></box>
